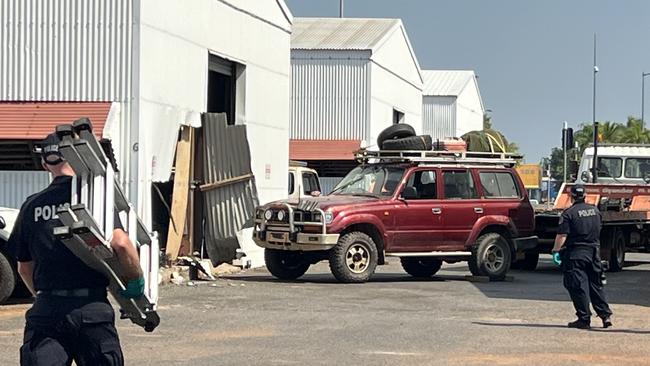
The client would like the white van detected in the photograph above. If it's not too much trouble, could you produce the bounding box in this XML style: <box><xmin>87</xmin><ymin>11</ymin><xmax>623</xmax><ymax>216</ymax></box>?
<box><xmin>289</xmin><ymin>161</ymin><xmax>321</xmax><ymax>199</ymax></box>
<box><xmin>577</xmin><ymin>144</ymin><xmax>650</xmax><ymax>185</ymax></box>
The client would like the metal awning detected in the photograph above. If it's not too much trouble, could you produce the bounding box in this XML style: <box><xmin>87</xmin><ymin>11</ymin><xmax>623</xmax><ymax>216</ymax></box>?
<box><xmin>0</xmin><ymin>102</ymin><xmax>111</xmax><ymax>139</ymax></box>
<box><xmin>0</xmin><ymin>102</ymin><xmax>113</xmax><ymax>170</ymax></box>
<box><xmin>290</xmin><ymin>139</ymin><xmax>361</xmax><ymax>161</ymax></box>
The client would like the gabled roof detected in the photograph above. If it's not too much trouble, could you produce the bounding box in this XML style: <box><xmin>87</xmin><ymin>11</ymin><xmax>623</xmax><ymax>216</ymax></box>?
<box><xmin>291</xmin><ymin>18</ymin><xmax>400</xmax><ymax>51</ymax></box>
<box><xmin>422</xmin><ymin>70</ymin><xmax>476</xmax><ymax>97</ymax></box>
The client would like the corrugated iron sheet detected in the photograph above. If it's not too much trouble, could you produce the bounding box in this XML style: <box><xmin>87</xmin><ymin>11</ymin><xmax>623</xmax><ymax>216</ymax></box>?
<box><xmin>0</xmin><ymin>170</ymin><xmax>50</xmax><ymax>208</ymax></box>
<box><xmin>422</xmin><ymin>70</ymin><xmax>474</xmax><ymax>97</ymax></box>
<box><xmin>0</xmin><ymin>0</ymin><xmax>132</xmax><ymax>101</ymax></box>
<box><xmin>0</xmin><ymin>102</ymin><xmax>110</xmax><ymax>139</ymax></box>
<box><xmin>291</xmin><ymin>51</ymin><xmax>370</xmax><ymax>140</ymax></box>
<box><xmin>292</xmin><ymin>18</ymin><xmax>398</xmax><ymax>51</ymax></box>
<box><xmin>290</xmin><ymin>139</ymin><xmax>360</xmax><ymax>160</ymax></box>
<box><xmin>202</xmin><ymin>113</ymin><xmax>259</xmax><ymax>264</ymax></box>
<box><xmin>1</xmin><ymin>0</ymin><xmax>134</xmax><ymax>197</ymax></box>
<box><xmin>423</xmin><ymin>96</ymin><xmax>456</xmax><ymax>140</ymax></box>
<box><xmin>320</xmin><ymin>177</ymin><xmax>344</xmax><ymax>195</ymax></box>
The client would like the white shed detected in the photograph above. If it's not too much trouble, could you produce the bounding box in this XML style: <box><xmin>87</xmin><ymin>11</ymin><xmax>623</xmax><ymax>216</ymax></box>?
<box><xmin>290</xmin><ymin>18</ymin><xmax>423</xmax><ymax>169</ymax></box>
<box><xmin>0</xmin><ymin>0</ymin><xmax>293</xmax><ymax>267</ymax></box>
<box><xmin>422</xmin><ymin>70</ymin><xmax>484</xmax><ymax>139</ymax></box>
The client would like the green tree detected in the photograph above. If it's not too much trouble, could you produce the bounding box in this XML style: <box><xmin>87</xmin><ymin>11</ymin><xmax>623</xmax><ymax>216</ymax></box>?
<box><xmin>621</xmin><ymin>117</ymin><xmax>650</xmax><ymax>143</ymax></box>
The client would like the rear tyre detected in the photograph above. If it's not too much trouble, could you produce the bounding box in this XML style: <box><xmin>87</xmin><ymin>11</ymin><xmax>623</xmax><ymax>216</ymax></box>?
<box><xmin>401</xmin><ymin>258</ymin><xmax>443</xmax><ymax>278</ymax></box>
<box><xmin>511</xmin><ymin>250</ymin><xmax>539</xmax><ymax>271</ymax></box>
<box><xmin>329</xmin><ymin>232</ymin><xmax>378</xmax><ymax>283</ymax></box>
<box><xmin>264</xmin><ymin>249</ymin><xmax>310</xmax><ymax>280</ymax></box>
<box><xmin>376</xmin><ymin>124</ymin><xmax>416</xmax><ymax>147</ymax></box>
<box><xmin>608</xmin><ymin>229</ymin><xmax>626</xmax><ymax>272</ymax></box>
<box><xmin>381</xmin><ymin>135</ymin><xmax>433</xmax><ymax>151</ymax></box>
<box><xmin>469</xmin><ymin>233</ymin><xmax>512</xmax><ymax>280</ymax></box>
<box><xmin>0</xmin><ymin>252</ymin><xmax>16</xmax><ymax>304</ymax></box>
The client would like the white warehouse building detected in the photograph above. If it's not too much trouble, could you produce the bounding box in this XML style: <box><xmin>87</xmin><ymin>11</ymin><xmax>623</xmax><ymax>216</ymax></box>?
<box><xmin>422</xmin><ymin>70</ymin><xmax>484</xmax><ymax>139</ymax></box>
<box><xmin>289</xmin><ymin>17</ymin><xmax>423</xmax><ymax>179</ymax></box>
<box><xmin>0</xmin><ymin>0</ymin><xmax>293</xmax><ymax>267</ymax></box>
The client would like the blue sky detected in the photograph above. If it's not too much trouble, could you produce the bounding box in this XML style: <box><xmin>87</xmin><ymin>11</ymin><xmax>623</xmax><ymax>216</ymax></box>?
<box><xmin>286</xmin><ymin>0</ymin><xmax>650</xmax><ymax>163</ymax></box>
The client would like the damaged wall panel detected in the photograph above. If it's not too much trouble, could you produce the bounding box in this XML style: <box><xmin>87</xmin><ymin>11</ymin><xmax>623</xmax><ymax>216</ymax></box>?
<box><xmin>201</xmin><ymin>113</ymin><xmax>259</xmax><ymax>264</ymax></box>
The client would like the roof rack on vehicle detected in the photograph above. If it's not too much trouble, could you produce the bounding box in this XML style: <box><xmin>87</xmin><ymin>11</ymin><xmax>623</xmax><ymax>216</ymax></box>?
<box><xmin>354</xmin><ymin>149</ymin><xmax>522</xmax><ymax>167</ymax></box>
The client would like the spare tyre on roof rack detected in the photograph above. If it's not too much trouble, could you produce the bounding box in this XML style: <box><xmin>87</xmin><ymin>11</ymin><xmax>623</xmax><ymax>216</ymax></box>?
<box><xmin>376</xmin><ymin>124</ymin><xmax>416</xmax><ymax>147</ymax></box>
<box><xmin>382</xmin><ymin>135</ymin><xmax>433</xmax><ymax>151</ymax></box>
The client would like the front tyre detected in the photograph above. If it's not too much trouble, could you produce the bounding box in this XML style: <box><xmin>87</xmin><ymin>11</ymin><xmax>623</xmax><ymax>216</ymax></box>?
<box><xmin>264</xmin><ymin>249</ymin><xmax>310</xmax><ymax>280</ymax></box>
<box><xmin>0</xmin><ymin>252</ymin><xmax>16</xmax><ymax>304</ymax></box>
<box><xmin>329</xmin><ymin>232</ymin><xmax>378</xmax><ymax>283</ymax></box>
<box><xmin>469</xmin><ymin>233</ymin><xmax>512</xmax><ymax>280</ymax></box>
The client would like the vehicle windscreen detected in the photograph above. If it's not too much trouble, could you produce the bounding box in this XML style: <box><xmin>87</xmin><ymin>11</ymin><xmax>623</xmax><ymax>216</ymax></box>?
<box><xmin>331</xmin><ymin>166</ymin><xmax>405</xmax><ymax>197</ymax></box>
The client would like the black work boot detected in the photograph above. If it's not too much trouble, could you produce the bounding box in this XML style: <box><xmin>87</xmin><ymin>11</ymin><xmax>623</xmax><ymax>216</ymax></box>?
<box><xmin>568</xmin><ymin>319</ymin><xmax>591</xmax><ymax>329</ymax></box>
<box><xmin>601</xmin><ymin>316</ymin><xmax>613</xmax><ymax>329</ymax></box>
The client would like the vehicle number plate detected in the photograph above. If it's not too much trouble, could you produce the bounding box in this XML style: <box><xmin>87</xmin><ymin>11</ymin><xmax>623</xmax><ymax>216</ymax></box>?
<box><xmin>270</xmin><ymin>232</ymin><xmax>289</xmax><ymax>243</ymax></box>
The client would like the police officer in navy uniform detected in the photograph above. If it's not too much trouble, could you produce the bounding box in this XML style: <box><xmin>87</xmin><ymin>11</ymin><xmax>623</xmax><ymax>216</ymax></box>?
<box><xmin>8</xmin><ymin>133</ymin><xmax>145</xmax><ymax>365</ymax></box>
<box><xmin>552</xmin><ymin>185</ymin><xmax>613</xmax><ymax>329</ymax></box>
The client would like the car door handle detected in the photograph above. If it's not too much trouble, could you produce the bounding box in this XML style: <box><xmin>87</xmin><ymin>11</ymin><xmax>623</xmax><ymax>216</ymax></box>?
<box><xmin>474</xmin><ymin>207</ymin><xmax>484</xmax><ymax>214</ymax></box>
<box><xmin>432</xmin><ymin>208</ymin><xmax>442</xmax><ymax>215</ymax></box>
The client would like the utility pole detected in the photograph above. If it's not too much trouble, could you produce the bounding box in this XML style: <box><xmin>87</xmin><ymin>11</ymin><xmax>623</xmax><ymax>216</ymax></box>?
<box><xmin>563</xmin><ymin>121</ymin><xmax>568</xmax><ymax>183</ymax></box>
<box><xmin>641</xmin><ymin>72</ymin><xmax>650</xmax><ymax>129</ymax></box>
<box><xmin>339</xmin><ymin>0</ymin><xmax>344</xmax><ymax>17</ymax></box>
<box><xmin>591</xmin><ymin>34</ymin><xmax>599</xmax><ymax>184</ymax></box>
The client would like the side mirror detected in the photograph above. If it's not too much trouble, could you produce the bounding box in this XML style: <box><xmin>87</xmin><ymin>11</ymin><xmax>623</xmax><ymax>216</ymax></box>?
<box><xmin>0</xmin><ymin>216</ymin><xmax>5</xmax><ymax>230</ymax></box>
<box><xmin>580</xmin><ymin>170</ymin><xmax>592</xmax><ymax>183</ymax></box>
<box><xmin>400</xmin><ymin>186</ymin><xmax>418</xmax><ymax>200</ymax></box>
<box><xmin>310</xmin><ymin>191</ymin><xmax>322</xmax><ymax>197</ymax></box>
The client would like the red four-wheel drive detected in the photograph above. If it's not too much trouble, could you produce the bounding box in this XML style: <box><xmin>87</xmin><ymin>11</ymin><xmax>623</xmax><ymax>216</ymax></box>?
<box><xmin>253</xmin><ymin>149</ymin><xmax>537</xmax><ymax>283</ymax></box>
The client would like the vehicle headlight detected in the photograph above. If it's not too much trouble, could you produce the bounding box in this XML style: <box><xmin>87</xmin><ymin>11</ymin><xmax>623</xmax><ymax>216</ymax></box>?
<box><xmin>277</xmin><ymin>210</ymin><xmax>286</xmax><ymax>221</ymax></box>
<box><xmin>324</xmin><ymin>212</ymin><xmax>334</xmax><ymax>224</ymax></box>
<box><xmin>264</xmin><ymin>209</ymin><xmax>273</xmax><ymax>221</ymax></box>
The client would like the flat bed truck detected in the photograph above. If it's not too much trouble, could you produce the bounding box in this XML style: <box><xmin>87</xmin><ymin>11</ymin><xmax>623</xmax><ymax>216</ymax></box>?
<box><xmin>533</xmin><ymin>182</ymin><xmax>650</xmax><ymax>272</ymax></box>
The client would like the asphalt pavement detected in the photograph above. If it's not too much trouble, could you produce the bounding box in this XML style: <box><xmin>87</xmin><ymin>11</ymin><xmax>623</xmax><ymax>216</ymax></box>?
<box><xmin>2</xmin><ymin>254</ymin><xmax>650</xmax><ymax>365</ymax></box>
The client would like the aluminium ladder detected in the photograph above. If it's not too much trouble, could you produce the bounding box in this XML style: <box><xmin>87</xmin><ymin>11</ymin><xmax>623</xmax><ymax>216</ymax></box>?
<box><xmin>51</xmin><ymin>118</ymin><xmax>160</xmax><ymax>332</ymax></box>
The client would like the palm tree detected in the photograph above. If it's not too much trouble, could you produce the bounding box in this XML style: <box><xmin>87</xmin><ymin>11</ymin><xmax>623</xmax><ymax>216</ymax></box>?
<box><xmin>621</xmin><ymin>117</ymin><xmax>650</xmax><ymax>144</ymax></box>
<box><xmin>598</xmin><ymin>121</ymin><xmax>623</xmax><ymax>143</ymax></box>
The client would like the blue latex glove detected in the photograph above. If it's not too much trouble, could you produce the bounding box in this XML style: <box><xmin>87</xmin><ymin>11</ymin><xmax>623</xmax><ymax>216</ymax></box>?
<box><xmin>120</xmin><ymin>277</ymin><xmax>145</xmax><ymax>299</ymax></box>
<box><xmin>552</xmin><ymin>252</ymin><xmax>562</xmax><ymax>266</ymax></box>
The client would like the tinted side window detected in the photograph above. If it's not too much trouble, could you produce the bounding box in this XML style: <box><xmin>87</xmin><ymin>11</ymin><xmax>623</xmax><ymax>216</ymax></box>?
<box><xmin>479</xmin><ymin>172</ymin><xmax>520</xmax><ymax>198</ymax></box>
<box><xmin>443</xmin><ymin>170</ymin><xmax>478</xmax><ymax>199</ymax></box>
<box><xmin>302</xmin><ymin>173</ymin><xmax>320</xmax><ymax>195</ymax></box>
<box><xmin>288</xmin><ymin>173</ymin><xmax>295</xmax><ymax>195</ymax></box>
<box><xmin>625</xmin><ymin>158</ymin><xmax>650</xmax><ymax>178</ymax></box>
<box><xmin>404</xmin><ymin>170</ymin><xmax>437</xmax><ymax>199</ymax></box>
<box><xmin>597</xmin><ymin>157</ymin><xmax>622</xmax><ymax>178</ymax></box>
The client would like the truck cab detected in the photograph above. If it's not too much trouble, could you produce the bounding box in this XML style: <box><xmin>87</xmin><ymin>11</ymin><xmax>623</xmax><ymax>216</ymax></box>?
<box><xmin>288</xmin><ymin>161</ymin><xmax>321</xmax><ymax>200</ymax></box>
<box><xmin>577</xmin><ymin>144</ymin><xmax>650</xmax><ymax>185</ymax></box>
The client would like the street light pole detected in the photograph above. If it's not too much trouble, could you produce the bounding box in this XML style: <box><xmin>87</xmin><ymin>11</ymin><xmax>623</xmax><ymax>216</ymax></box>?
<box><xmin>591</xmin><ymin>34</ymin><xmax>599</xmax><ymax>184</ymax></box>
<box><xmin>339</xmin><ymin>0</ymin><xmax>344</xmax><ymax>17</ymax></box>
<box><xmin>642</xmin><ymin>72</ymin><xmax>650</xmax><ymax>129</ymax></box>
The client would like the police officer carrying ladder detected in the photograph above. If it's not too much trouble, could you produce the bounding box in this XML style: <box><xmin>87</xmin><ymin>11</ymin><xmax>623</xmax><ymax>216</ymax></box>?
<box><xmin>552</xmin><ymin>185</ymin><xmax>613</xmax><ymax>329</ymax></box>
<box><xmin>8</xmin><ymin>133</ymin><xmax>146</xmax><ymax>365</ymax></box>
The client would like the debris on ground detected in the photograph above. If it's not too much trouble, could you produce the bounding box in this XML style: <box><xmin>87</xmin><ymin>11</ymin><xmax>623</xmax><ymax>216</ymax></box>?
<box><xmin>213</xmin><ymin>263</ymin><xmax>243</xmax><ymax>276</ymax></box>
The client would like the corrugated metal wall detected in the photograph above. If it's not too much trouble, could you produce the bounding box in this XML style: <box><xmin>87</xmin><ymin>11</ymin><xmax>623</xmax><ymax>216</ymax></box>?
<box><xmin>291</xmin><ymin>50</ymin><xmax>371</xmax><ymax>140</ymax></box>
<box><xmin>202</xmin><ymin>113</ymin><xmax>259</xmax><ymax>265</ymax></box>
<box><xmin>0</xmin><ymin>0</ymin><xmax>132</xmax><ymax>101</ymax></box>
<box><xmin>320</xmin><ymin>177</ymin><xmax>344</xmax><ymax>195</ymax></box>
<box><xmin>423</xmin><ymin>96</ymin><xmax>456</xmax><ymax>140</ymax></box>
<box><xmin>0</xmin><ymin>0</ymin><xmax>134</xmax><ymax>195</ymax></box>
<box><xmin>0</xmin><ymin>171</ymin><xmax>50</xmax><ymax>208</ymax></box>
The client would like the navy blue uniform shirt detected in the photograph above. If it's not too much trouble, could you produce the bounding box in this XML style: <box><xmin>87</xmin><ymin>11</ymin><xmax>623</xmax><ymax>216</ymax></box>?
<box><xmin>7</xmin><ymin>176</ymin><xmax>109</xmax><ymax>291</ymax></box>
<box><xmin>558</xmin><ymin>201</ymin><xmax>602</xmax><ymax>260</ymax></box>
